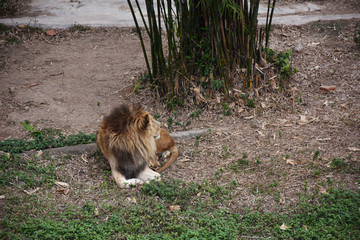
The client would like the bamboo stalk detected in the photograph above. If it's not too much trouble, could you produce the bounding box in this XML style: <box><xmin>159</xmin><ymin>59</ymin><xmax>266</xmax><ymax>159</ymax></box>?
<box><xmin>127</xmin><ymin>0</ymin><xmax>152</xmax><ymax>80</ymax></box>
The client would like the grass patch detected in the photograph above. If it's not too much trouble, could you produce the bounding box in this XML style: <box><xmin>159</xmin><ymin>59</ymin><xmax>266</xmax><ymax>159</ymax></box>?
<box><xmin>6</xmin><ymin>36</ymin><xmax>20</xmax><ymax>44</ymax></box>
<box><xmin>0</xmin><ymin>23</ymin><xmax>10</xmax><ymax>33</ymax></box>
<box><xmin>330</xmin><ymin>156</ymin><xmax>360</xmax><ymax>174</ymax></box>
<box><xmin>0</xmin><ymin>154</ymin><xmax>56</xmax><ymax>189</ymax></box>
<box><xmin>21</xmin><ymin>25</ymin><xmax>44</xmax><ymax>34</ymax></box>
<box><xmin>2</xmin><ymin>179</ymin><xmax>359</xmax><ymax>239</ymax></box>
<box><xmin>141</xmin><ymin>178</ymin><xmax>200</xmax><ymax>208</ymax></box>
<box><xmin>266</xmin><ymin>48</ymin><xmax>298</xmax><ymax>79</ymax></box>
<box><xmin>1</xmin><ymin>153</ymin><xmax>359</xmax><ymax>239</ymax></box>
<box><xmin>230</xmin><ymin>154</ymin><xmax>249</xmax><ymax>172</ymax></box>
<box><xmin>69</xmin><ymin>24</ymin><xmax>91</xmax><ymax>32</ymax></box>
<box><xmin>0</xmin><ymin>122</ymin><xmax>96</xmax><ymax>153</ymax></box>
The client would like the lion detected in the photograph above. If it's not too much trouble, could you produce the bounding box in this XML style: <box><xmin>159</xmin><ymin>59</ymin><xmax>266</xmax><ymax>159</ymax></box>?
<box><xmin>96</xmin><ymin>104</ymin><xmax>161</xmax><ymax>188</ymax></box>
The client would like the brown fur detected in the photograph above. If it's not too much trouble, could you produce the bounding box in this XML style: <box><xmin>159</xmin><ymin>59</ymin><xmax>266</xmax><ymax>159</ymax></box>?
<box><xmin>96</xmin><ymin>104</ymin><xmax>161</xmax><ymax>188</ymax></box>
<box><xmin>153</xmin><ymin>128</ymin><xmax>179</xmax><ymax>173</ymax></box>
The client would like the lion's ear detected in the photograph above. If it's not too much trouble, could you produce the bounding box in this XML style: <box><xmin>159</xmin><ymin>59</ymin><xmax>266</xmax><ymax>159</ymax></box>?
<box><xmin>140</xmin><ymin>113</ymin><xmax>150</xmax><ymax>131</ymax></box>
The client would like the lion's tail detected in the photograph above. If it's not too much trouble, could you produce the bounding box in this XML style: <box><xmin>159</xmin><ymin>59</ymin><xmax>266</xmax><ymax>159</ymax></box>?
<box><xmin>156</xmin><ymin>145</ymin><xmax>179</xmax><ymax>173</ymax></box>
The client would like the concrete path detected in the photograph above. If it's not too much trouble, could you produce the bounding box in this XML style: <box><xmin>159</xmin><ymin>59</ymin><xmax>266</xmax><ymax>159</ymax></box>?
<box><xmin>0</xmin><ymin>1</ymin><xmax>359</xmax><ymax>28</ymax></box>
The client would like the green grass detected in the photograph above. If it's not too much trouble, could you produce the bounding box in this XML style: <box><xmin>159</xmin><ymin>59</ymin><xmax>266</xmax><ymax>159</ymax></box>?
<box><xmin>0</xmin><ymin>122</ymin><xmax>96</xmax><ymax>153</ymax></box>
<box><xmin>142</xmin><ymin>178</ymin><xmax>200</xmax><ymax>208</ymax></box>
<box><xmin>230</xmin><ymin>154</ymin><xmax>249</xmax><ymax>172</ymax></box>
<box><xmin>0</xmin><ymin>154</ymin><xmax>57</xmax><ymax>189</ymax></box>
<box><xmin>265</xmin><ymin>48</ymin><xmax>298</xmax><ymax>79</ymax></box>
<box><xmin>1</xmin><ymin>151</ymin><xmax>359</xmax><ymax>239</ymax></box>
<box><xmin>0</xmin><ymin>23</ymin><xmax>10</xmax><ymax>33</ymax></box>
<box><xmin>1</xmin><ymin>176</ymin><xmax>359</xmax><ymax>239</ymax></box>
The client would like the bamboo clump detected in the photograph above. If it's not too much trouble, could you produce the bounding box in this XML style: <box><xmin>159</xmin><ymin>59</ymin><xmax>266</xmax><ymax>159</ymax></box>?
<box><xmin>127</xmin><ymin>0</ymin><xmax>276</xmax><ymax>102</ymax></box>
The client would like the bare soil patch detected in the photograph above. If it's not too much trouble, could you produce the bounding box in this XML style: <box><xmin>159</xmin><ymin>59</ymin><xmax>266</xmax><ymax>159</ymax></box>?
<box><xmin>0</xmin><ymin>15</ymin><xmax>359</xmax><ymax>211</ymax></box>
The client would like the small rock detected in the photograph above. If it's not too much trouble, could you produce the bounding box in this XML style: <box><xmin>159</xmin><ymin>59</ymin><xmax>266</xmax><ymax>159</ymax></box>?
<box><xmin>45</xmin><ymin>29</ymin><xmax>56</xmax><ymax>36</ymax></box>
<box><xmin>320</xmin><ymin>85</ymin><xmax>336</xmax><ymax>92</ymax></box>
<box><xmin>251</xmin><ymin>118</ymin><xmax>262</xmax><ymax>128</ymax></box>
<box><xmin>294</xmin><ymin>44</ymin><xmax>304</xmax><ymax>53</ymax></box>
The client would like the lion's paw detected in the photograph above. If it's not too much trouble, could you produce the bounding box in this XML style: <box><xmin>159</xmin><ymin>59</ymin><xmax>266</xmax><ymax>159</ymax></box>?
<box><xmin>121</xmin><ymin>178</ymin><xmax>144</xmax><ymax>188</ymax></box>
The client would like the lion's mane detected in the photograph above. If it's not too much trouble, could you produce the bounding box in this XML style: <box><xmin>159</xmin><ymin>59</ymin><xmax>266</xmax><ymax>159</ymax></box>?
<box><xmin>97</xmin><ymin>104</ymin><xmax>158</xmax><ymax>179</ymax></box>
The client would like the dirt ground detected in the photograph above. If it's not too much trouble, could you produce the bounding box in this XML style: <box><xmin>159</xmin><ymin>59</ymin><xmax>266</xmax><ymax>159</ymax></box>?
<box><xmin>0</xmin><ymin>1</ymin><xmax>359</xmax><ymax>211</ymax></box>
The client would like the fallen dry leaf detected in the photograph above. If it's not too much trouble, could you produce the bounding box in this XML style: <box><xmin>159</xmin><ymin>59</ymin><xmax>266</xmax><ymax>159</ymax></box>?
<box><xmin>178</xmin><ymin>158</ymin><xmax>191</xmax><ymax>163</ymax></box>
<box><xmin>126</xmin><ymin>197</ymin><xmax>137</xmax><ymax>204</ymax></box>
<box><xmin>299</xmin><ymin>115</ymin><xmax>318</xmax><ymax>125</ymax></box>
<box><xmin>81</xmin><ymin>153</ymin><xmax>89</xmax><ymax>163</ymax></box>
<box><xmin>36</xmin><ymin>150</ymin><xmax>43</xmax><ymax>157</ymax></box>
<box><xmin>319</xmin><ymin>187</ymin><xmax>327</xmax><ymax>194</ymax></box>
<box><xmin>24</xmin><ymin>187</ymin><xmax>40</xmax><ymax>195</ymax></box>
<box><xmin>55</xmin><ymin>188</ymin><xmax>70</xmax><ymax>195</ymax></box>
<box><xmin>55</xmin><ymin>181</ymin><xmax>70</xmax><ymax>195</ymax></box>
<box><xmin>244</xmin><ymin>116</ymin><xmax>254</xmax><ymax>120</ymax></box>
<box><xmin>303</xmin><ymin>225</ymin><xmax>308</xmax><ymax>231</ymax></box>
<box><xmin>55</xmin><ymin>181</ymin><xmax>69</xmax><ymax>188</ymax></box>
<box><xmin>191</xmin><ymin>87</ymin><xmax>207</xmax><ymax>105</ymax></box>
<box><xmin>340</xmin><ymin>102</ymin><xmax>351</xmax><ymax>108</ymax></box>
<box><xmin>169</xmin><ymin>205</ymin><xmax>181</xmax><ymax>211</ymax></box>
<box><xmin>320</xmin><ymin>85</ymin><xmax>336</xmax><ymax>92</ymax></box>
<box><xmin>316</xmin><ymin>137</ymin><xmax>331</xmax><ymax>142</ymax></box>
<box><xmin>0</xmin><ymin>195</ymin><xmax>5</xmax><ymax>199</ymax></box>
<box><xmin>45</xmin><ymin>29</ymin><xmax>56</xmax><ymax>36</ymax></box>
<box><xmin>94</xmin><ymin>208</ymin><xmax>99</xmax><ymax>216</ymax></box>
<box><xmin>300</xmin><ymin>115</ymin><xmax>307</xmax><ymax>123</ymax></box>
<box><xmin>257</xmin><ymin>131</ymin><xmax>265</xmax><ymax>137</ymax></box>
<box><xmin>285</xmin><ymin>158</ymin><xmax>304</xmax><ymax>166</ymax></box>
<box><xmin>28</xmin><ymin>83</ymin><xmax>40</xmax><ymax>88</ymax></box>
<box><xmin>278</xmin><ymin>119</ymin><xmax>288</xmax><ymax>124</ymax></box>
<box><xmin>348</xmin><ymin>147</ymin><xmax>360</xmax><ymax>152</ymax></box>
<box><xmin>280</xmin><ymin>223</ymin><xmax>289</xmax><ymax>230</ymax></box>
<box><xmin>237</xmin><ymin>107</ymin><xmax>245</xmax><ymax>114</ymax></box>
